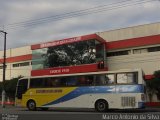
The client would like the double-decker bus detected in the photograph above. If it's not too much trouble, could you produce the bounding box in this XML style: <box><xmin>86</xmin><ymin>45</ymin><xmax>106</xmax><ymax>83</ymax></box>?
<box><xmin>15</xmin><ymin>69</ymin><xmax>146</xmax><ymax>112</ymax></box>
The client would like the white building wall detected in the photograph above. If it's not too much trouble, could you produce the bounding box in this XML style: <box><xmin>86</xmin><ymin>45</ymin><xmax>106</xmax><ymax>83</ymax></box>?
<box><xmin>0</xmin><ymin>48</ymin><xmax>11</xmax><ymax>58</ymax></box>
<box><xmin>10</xmin><ymin>61</ymin><xmax>32</xmax><ymax>79</ymax></box>
<box><xmin>0</xmin><ymin>46</ymin><xmax>32</xmax><ymax>81</ymax></box>
<box><xmin>10</xmin><ymin>46</ymin><xmax>31</xmax><ymax>56</ymax></box>
<box><xmin>107</xmin><ymin>50</ymin><xmax>160</xmax><ymax>75</ymax></box>
<box><xmin>97</xmin><ymin>22</ymin><xmax>160</xmax><ymax>42</ymax></box>
<box><xmin>97</xmin><ymin>22</ymin><xmax>160</xmax><ymax>75</ymax></box>
<box><xmin>0</xmin><ymin>49</ymin><xmax>11</xmax><ymax>81</ymax></box>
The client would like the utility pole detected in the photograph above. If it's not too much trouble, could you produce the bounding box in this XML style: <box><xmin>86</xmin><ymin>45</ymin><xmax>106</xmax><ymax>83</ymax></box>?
<box><xmin>0</xmin><ymin>30</ymin><xmax>7</xmax><ymax>108</ymax></box>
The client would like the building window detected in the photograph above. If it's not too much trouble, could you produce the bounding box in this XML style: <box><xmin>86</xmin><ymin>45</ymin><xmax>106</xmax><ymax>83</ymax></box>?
<box><xmin>106</xmin><ymin>50</ymin><xmax>130</xmax><ymax>57</ymax></box>
<box><xmin>19</xmin><ymin>62</ymin><xmax>30</xmax><ymax>66</ymax></box>
<box><xmin>133</xmin><ymin>46</ymin><xmax>160</xmax><ymax>54</ymax></box>
<box><xmin>13</xmin><ymin>64</ymin><xmax>19</xmax><ymax>68</ymax></box>
<box><xmin>133</xmin><ymin>48</ymin><xmax>148</xmax><ymax>54</ymax></box>
<box><xmin>148</xmin><ymin>46</ymin><xmax>160</xmax><ymax>52</ymax></box>
<box><xmin>0</xmin><ymin>65</ymin><xmax>7</xmax><ymax>69</ymax></box>
<box><xmin>32</xmin><ymin>40</ymin><xmax>98</xmax><ymax>70</ymax></box>
<box><xmin>13</xmin><ymin>62</ymin><xmax>30</xmax><ymax>68</ymax></box>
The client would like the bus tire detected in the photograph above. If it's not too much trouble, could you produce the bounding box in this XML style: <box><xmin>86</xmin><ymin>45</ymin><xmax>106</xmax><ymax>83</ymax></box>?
<box><xmin>95</xmin><ymin>99</ymin><xmax>108</xmax><ymax>112</ymax></box>
<box><xmin>27</xmin><ymin>100</ymin><xmax>36</xmax><ymax>111</ymax></box>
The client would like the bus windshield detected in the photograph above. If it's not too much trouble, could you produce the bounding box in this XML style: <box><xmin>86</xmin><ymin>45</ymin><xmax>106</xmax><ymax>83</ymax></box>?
<box><xmin>16</xmin><ymin>79</ymin><xmax>28</xmax><ymax>99</ymax></box>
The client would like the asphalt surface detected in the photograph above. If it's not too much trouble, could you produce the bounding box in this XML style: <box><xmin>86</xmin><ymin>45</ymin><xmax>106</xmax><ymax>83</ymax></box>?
<box><xmin>0</xmin><ymin>106</ymin><xmax>160</xmax><ymax>120</ymax></box>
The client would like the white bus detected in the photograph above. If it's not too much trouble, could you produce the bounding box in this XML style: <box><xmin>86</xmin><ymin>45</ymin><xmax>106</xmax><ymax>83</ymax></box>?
<box><xmin>15</xmin><ymin>69</ymin><xmax>146</xmax><ymax>112</ymax></box>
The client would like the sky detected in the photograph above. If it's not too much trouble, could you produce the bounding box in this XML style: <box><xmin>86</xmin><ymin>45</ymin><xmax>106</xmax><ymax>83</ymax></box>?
<box><xmin>0</xmin><ymin>0</ymin><xmax>160</xmax><ymax>50</ymax></box>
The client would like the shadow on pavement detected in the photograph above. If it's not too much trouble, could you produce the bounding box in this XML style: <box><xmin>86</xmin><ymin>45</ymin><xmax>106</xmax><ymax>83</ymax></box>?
<box><xmin>1</xmin><ymin>105</ymin><xmax>160</xmax><ymax>113</ymax></box>
<box><xmin>22</xmin><ymin>107</ymin><xmax>160</xmax><ymax>113</ymax></box>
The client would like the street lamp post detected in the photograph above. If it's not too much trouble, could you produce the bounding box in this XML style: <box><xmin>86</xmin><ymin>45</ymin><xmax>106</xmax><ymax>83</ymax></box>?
<box><xmin>0</xmin><ymin>30</ymin><xmax>7</xmax><ymax>108</ymax></box>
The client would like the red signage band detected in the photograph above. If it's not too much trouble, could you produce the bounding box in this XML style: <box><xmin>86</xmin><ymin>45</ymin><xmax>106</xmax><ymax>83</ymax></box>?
<box><xmin>31</xmin><ymin>63</ymin><xmax>108</xmax><ymax>76</ymax></box>
<box><xmin>31</xmin><ymin>34</ymin><xmax>106</xmax><ymax>50</ymax></box>
<box><xmin>106</xmin><ymin>35</ymin><xmax>160</xmax><ymax>50</ymax></box>
<box><xmin>0</xmin><ymin>54</ymin><xmax>32</xmax><ymax>63</ymax></box>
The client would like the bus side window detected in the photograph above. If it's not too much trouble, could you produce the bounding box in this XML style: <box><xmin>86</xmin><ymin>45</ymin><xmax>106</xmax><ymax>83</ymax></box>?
<box><xmin>127</xmin><ymin>72</ymin><xmax>138</xmax><ymax>84</ymax></box>
<box><xmin>53</xmin><ymin>78</ymin><xmax>61</xmax><ymax>86</ymax></box>
<box><xmin>86</xmin><ymin>76</ymin><xmax>94</xmax><ymax>85</ymax></box>
<box><xmin>117</xmin><ymin>73</ymin><xmax>128</xmax><ymax>84</ymax></box>
<box><xmin>30</xmin><ymin>78</ymin><xmax>45</xmax><ymax>88</ymax></box>
<box><xmin>106</xmin><ymin>74</ymin><xmax>115</xmax><ymax>84</ymax></box>
<box><xmin>65</xmin><ymin>76</ymin><xmax>78</xmax><ymax>86</ymax></box>
<box><xmin>46</xmin><ymin>78</ymin><xmax>60</xmax><ymax>87</ymax></box>
<box><xmin>117</xmin><ymin>72</ymin><xmax>137</xmax><ymax>84</ymax></box>
<box><xmin>95</xmin><ymin>74</ymin><xmax>107</xmax><ymax>85</ymax></box>
<box><xmin>95</xmin><ymin>74</ymin><xmax>115</xmax><ymax>85</ymax></box>
<box><xmin>78</xmin><ymin>76</ymin><xmax>86</xmax><ymax>85</ymax></box>
<box><xmin>78</xmin><ymin>75</ymin><xmax>94</xmax><ymax>86</ymax></box>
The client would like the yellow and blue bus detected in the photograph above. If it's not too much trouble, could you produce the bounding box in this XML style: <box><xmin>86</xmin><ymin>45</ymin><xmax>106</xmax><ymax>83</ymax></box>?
<box><xmin>15</xmin><ymin>69</ymin><xmax>146</xmax><ymax>112</ymax></box>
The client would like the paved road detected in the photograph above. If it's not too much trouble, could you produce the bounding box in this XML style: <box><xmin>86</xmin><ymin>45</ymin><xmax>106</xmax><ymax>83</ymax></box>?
<box><xmin>0</xmin><ymin>106</ymin><xmax>160</xmax><ymax>120</ymax></box>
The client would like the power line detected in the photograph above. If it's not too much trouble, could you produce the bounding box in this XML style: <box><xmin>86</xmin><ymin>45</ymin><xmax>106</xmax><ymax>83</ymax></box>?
<box><xmin>5</xmin><ymin>0</ymin><xmax>130</xmax><ymax>27</ymax></box>
<box><xmin>1</xmin><ymin>0</ymin><xmax>158</xmax><ymax>30</ymax></box>
<box><xmin>6</xmin><ymin>0</ymin><xmax>145</xmax><ymax>29</ymax></box>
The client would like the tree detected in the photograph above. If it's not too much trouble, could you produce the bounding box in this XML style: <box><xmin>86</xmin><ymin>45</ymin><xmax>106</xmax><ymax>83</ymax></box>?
<box><xmin>146</xmin><ymin>70</ymin><xmax>160</xmax><ymax>101</ymax></box>
<box><xmin>153</xmin><ymin>70</ymin><xmax>160</xmax><ymax>100</ymax></box>
<box><xmin>0</xmin><ymin>76</ymin><xmax>23</xmax><ymax>100</ymax></box>
<box><xmin>43</xmin><ymin>40</ymin><xmax>96</xmax><ymax>68</ymax></box>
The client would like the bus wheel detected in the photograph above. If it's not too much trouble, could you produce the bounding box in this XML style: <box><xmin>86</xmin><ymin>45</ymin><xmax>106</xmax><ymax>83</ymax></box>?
<box><xmin>27</xmin><ymin>100</ymin><xmax>36</xmax><ymax>111</ymax></box>
<box><xmin>95</xmin><ymin>99</ymin><xmax>108</xmax><ymax>112</ymax></box>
